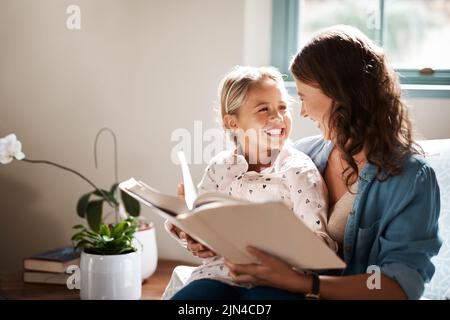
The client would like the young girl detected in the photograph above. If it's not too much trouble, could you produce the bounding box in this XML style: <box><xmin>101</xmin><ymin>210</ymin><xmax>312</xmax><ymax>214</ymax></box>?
<box><xmin>167</xmin><ymin>66</ymin><xmax>336</xmax><ymax>299</ymax></box>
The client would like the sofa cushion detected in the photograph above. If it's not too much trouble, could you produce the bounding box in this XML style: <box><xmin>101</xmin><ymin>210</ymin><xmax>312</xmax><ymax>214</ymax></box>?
<box><xmin>161</xmin><ymin>265</ymin><xmax>196</xmax><ymax>300</ymax></box>
<box><xmin>419</xmin><ymin>139</ymin><xmax>450</xmax><ymax>300</ymax></box>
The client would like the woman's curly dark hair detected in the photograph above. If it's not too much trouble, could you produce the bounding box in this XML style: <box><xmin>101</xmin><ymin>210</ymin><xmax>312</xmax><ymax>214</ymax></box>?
<box><xmin>290</xmin><ymin>25</ymin><xmax>422</xmax><ymax>187</ymax></box>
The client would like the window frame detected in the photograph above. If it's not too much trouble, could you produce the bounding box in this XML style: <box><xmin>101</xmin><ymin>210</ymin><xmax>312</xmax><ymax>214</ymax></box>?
<box><xmin>271</xmin><ymin>0</ymin><xmax>450</xmax><ymax>98</ymax></box>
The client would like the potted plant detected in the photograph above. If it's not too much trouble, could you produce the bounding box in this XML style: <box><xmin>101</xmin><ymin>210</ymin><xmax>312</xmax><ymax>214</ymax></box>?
<box><xmin>72</xmin><ymin>217</ymin><xmax>141</xmax><ymax>300</ymax></box>
<box><xmin>0</xmin><ymin>131</ymin><xmax>158</xmax><ymax>280</ymax></box>
<box><xmin>74</xmin><ymin>166</ymin><xmax>158</xmax><ymax>281</ymax></box>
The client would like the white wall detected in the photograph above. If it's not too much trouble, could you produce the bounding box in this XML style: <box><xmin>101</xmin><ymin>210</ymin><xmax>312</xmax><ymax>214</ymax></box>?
<box><xmin>0</xmin><ymin>0</ymin><xmax>449</xmax><ymax>273</ymax></box>
<box><xmin>0</xmin><ymin>0</ymin><xmax>246</xmax><ymax>272</ymax></box>
<box><xmin>405</xmin><ymin>98</ymin><xmax>450</xmax><ymax>140</ymax></box>
<box><xmin>244</xmin><ymin>0</ymin><xmax>272</xmax><ymax>67</ymax></box>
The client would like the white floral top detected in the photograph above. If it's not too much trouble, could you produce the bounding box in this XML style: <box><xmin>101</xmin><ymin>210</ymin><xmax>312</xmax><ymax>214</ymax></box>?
<box><xmin>166</xmin><ymin>142</ymin><xmax>336</xmax><ymax>287</ymax></box>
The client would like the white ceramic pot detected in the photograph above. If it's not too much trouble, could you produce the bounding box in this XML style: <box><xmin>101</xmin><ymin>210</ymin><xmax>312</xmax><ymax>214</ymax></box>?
<box><xmin>133</xmin><ymin>223</ymin><xmax>158</xmax><ymax>280</ymax></box>
<box><xmin>80</xmin><ymin>251</ymin><xmax>141</xmax><ymax>300</ymax></box>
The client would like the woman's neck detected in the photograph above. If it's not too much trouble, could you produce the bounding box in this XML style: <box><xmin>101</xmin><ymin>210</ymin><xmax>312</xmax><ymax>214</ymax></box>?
<box><xmin>331</xmin><ymin>139</ymin><xmax>368</xmax><ymax>168</ymax></box>
<box><xmin>330</xmin><ymin>147</ymin><xmax>367</xmax><ymax>174</ymax></box>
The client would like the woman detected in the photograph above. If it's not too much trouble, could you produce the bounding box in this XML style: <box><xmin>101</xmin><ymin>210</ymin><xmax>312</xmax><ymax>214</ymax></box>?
<box><xmin>170</xmin><ymin>25</ymin><xmax>442</xmax><ymax>300</ymax></box>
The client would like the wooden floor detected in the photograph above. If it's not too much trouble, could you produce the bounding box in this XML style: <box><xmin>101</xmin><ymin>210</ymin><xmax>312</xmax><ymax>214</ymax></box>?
<box><xmin>0</xmin><ymin>260</ymin><xmax>193</xmax><ymax>300</ymax></box>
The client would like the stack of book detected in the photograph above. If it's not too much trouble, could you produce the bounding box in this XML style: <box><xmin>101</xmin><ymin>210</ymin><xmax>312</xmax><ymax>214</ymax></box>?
<box><xmin>23</xmin><ymin>247</ymin><xmax>80</xmax><ymax>285</ymax></box>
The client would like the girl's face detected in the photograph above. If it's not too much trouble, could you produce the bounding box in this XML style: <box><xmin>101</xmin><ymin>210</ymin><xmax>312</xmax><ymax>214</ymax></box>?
<box><xmin>293</xmin><ymin>77</ymin><xmax>333</xmax><ymax>139</ymax></box>
<box><xmin>225</xmin><ymin>79</ymin><xmax>291</xmax><ymax>162</ymax></box>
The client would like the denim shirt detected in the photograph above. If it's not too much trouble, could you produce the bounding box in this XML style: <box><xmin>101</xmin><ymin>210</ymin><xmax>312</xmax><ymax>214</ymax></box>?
<box><xmin>294</xmin><ymin>135</ymin><xmax>442</xmax><ymax>300</ymax></box>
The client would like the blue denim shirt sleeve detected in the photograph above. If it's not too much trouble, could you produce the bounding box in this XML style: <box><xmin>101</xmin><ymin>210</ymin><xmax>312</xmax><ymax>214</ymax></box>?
<box><xmin>377</xmin><ymin>162</ymin><xmax>442</xmax><ymax>300</ymax></box>
<box><xmin>294</xmin><ymin>135</ymin><xmax>442</xmax><ymax>300</ymax></box>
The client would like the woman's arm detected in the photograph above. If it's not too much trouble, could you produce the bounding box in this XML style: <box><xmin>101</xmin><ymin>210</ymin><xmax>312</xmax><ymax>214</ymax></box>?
<box><xmin>319</xmin><ymin>274</ymin><xmax>406</xmax><ymax>300</ymax></box>
<box><xmin>224</xmin><ymin>246</ymin><xmax>407</xmax><ymax>300</ymax></box>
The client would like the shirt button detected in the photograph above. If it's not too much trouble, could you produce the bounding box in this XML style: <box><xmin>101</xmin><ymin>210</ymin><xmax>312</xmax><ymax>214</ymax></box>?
<box><xmin>349</xmin><ymin>210</ymin><xmax>355</xmax><ymax>216</ymax></box>
<box><xmin>345</xmin><ymin>246</ymin><xmax>352</xmax><ymax>253</ymax></box>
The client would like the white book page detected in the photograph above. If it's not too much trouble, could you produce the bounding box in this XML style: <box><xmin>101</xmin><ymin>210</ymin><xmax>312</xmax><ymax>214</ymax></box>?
<box><xmin>177</xmin><ymin>151</ymin><xmax>198</xmax><ymax>210</ymax></box>
<box><xmin>186</xmin><ymin>201</ymin><xmax>346</xmax><ymax>270</ymax></box>
<box><xmin>119</xmin><ymin>178</ymin><xmax>188</xmax><ymax>217</ymax></box>
<box><xmin>192</xmin><ymin>192</ymin><xmax>249</xmax><ymax>209</ymax></box>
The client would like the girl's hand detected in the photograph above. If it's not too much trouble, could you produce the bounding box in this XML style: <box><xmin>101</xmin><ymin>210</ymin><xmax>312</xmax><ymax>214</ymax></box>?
<box><xmin>177</xmin><ymin>183</ymin><xmax>185</xmax><ymax>200</ymax></box>
<box><xmin>167</xmin><ymin>183</ymin><xmax>187</xmax><ymax>239</ymax></box>
<box><xmin>224</xmin><ymin>246</ymin><xmax>311</xmax><ymax>293</ymax></box>
<box><xmin>172</xmin><ymin>183</ymin><xmax>217</xmax><ymax>258</ymax></box>
<box><xmin>182</xmin><ymin>232</ymin><xmax>217</xmax><ymax>258</ymax></box>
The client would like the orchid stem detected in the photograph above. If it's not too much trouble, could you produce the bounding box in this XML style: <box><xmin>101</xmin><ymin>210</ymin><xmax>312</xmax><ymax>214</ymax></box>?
<box><xmin>22</xmin><ymin>158</ymin><xmax>118</xmax><ymax>208</ymax></box>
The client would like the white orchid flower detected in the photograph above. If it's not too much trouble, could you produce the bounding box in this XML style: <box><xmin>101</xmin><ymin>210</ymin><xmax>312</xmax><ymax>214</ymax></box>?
<box><xmin>0</xmin><ymin>134</ymin><xmax>26</xmax><ymax>164</ymax></box>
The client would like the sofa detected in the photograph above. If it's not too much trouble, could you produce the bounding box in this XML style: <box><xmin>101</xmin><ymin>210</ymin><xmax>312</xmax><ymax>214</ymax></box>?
<box><xmin>161</xmin><ymin>139</ymin><xmax>450</xmax><ymax>300</ymax></box>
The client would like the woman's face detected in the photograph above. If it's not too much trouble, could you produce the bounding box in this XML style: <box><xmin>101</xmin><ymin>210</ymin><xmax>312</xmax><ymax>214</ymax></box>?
<box><xmin>293</xmin><ymin>77</ymin><xmax>333</xmax><ymax>139</ymax></box>
<box><xmin>225</xmin><ymin>78</ymin><xmax>292</xmax><ymax>162</ymax></box>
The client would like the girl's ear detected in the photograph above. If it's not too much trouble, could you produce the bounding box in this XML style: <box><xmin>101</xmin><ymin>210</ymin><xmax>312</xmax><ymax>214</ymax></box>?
<box><xmin>223</xmin><ymin>114</ymin><xmax>238</xmax><ymax>130</ymax></box>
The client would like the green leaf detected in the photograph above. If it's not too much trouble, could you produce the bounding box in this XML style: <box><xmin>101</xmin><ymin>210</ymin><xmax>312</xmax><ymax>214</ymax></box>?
<box><xmin>92</xmin><ymin>188</ymin><xmax>110</xmax><ymax>200</ymax></box>
<box><xmin>92</xmin><ymin>187</ymin><xmax>119</xmax><ymax>207</ymax></box>
<box><xmin>76</xmin><ymin>192</ymin><xmax>92</xmax><ymax>218</ymax></box>
<box><xmin>72</xmin><ymin>224</ymin><xmax>85</xmax><ymax>230</ymax></box>
<box><xmin>102</xmin><ymin>235</ymin><xmax>113</xmax><ymax>242</ymax></box>
<box><xmin>120</xmin><ymin>190</ymin><xmax>141</xmax><ymax>216</ymax></box>
<box><xmin>71</xmin><ymin>233</ymin><xmax>84</xmax><ymax>241</ymax></box>
<box><xmin>71</xmin><ymin>213</ymin><xmax>139</xmax><ymax>255</ymax></box>
<box><xmin>118</xmin><ymin>247</ymin><xmax>136</xmax><ymax>254</ymax></box>
<box><xmin>112</xmin><ymin>221</ymin><xmax>126</xmax><ymax>238</ymax></box>
<box><xmin>86</xmin><ymin>200</ymin><xmax>103</xmax><ymax>232</ymax></box>
<box><xmin>74</xmin><ymin>240</ymin><xmax>94</xmax><ymax>251</ymax></box>
<box><xmin>110</xmin><ymin>183</ymin><xmax>119</xmax><ymax>196</ymax></box>
<box><xmin>98</xmin><ymin>224</ymin><xmax>108</xmax><ymax>236</ymax></box>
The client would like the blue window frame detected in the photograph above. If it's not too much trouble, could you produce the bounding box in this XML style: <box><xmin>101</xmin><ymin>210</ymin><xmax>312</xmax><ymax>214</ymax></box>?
<box><xmin>271</xmin><ymin>0</ymin><xmax>450</xmax><ymax>98</ymax></box>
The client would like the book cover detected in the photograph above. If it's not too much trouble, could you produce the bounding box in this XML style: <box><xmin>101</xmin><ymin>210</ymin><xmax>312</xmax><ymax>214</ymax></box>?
<box><xmin>23</xmin><ymin>247</ymin><xmax>80</xmax><ymax>273</ymax></box>
<box><xmin>23</xmin><ymin>271</ymin><xmax>70</xmax><ymax>285</ymax></box>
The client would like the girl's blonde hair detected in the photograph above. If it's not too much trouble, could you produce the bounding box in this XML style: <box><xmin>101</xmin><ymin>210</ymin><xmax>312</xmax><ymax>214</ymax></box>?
<box><xmin>218</xmin><ymin>66</ymin><xmax>290</xmax><ymax>129</ymax></box>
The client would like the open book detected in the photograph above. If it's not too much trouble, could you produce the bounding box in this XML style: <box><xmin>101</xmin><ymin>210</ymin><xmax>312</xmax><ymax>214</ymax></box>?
<box><xmin>119</xmin><ymin>152</ymin><xmax>345</xmax><ymax>271</ymax></box>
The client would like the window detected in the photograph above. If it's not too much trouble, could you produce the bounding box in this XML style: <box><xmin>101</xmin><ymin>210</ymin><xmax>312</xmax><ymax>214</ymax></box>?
<box><xmin>271</xmin><ymin>0</ymin><xmax>450</xmax><ymax>98</ymax></box>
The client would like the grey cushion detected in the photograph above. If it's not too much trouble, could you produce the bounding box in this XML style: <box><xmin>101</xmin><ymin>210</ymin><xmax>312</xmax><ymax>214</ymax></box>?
<box><xmin>419</xmin><ymin>139</ymin><xmax>450</xmax><ymax>300</ymax></box>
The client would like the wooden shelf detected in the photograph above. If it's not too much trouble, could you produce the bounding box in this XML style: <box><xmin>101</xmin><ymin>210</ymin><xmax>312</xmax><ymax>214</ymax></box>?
<box><xmin>0</xmin><ymin>259</ymin><xmax>193</xmax><ymax>300</ymax></box>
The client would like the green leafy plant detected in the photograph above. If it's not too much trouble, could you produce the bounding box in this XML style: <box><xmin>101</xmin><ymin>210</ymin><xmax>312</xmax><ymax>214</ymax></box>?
<box><xmin>76</xmin><ymin>182</ymin><xmax>140</xmax><ymax>232</ymax></box>
<box><xmin>72</xmin><ymin>216</ymin><xmax>139</xmax><ymax>255</ymax></box>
